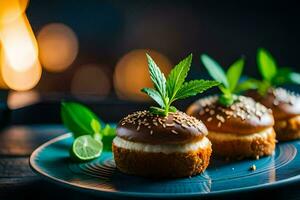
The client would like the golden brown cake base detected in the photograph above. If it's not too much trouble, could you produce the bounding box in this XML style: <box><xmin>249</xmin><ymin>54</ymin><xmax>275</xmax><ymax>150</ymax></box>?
<box><xmin>275</xmin><ymin>116</ymin><xmax>300</xmax><ymax>141</ymax></box>
<box><xmin>207</xmin><ymin>128</ymin><xmax>276</xmax><ymax>160</ymax></box>
<box><xmin>112</xmin><ymin>141</ymin><xmax>212</xmax><ymax>178</ymax></box>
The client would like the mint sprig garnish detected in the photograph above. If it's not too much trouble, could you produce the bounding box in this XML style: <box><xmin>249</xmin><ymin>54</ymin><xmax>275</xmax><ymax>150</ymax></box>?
<box><xmin>142</xmin><ymin>53</ymin><xmax>220</xmax><ymax>116</ymax></box>
<box><xmin>237</xmin><ymin>48</ymin><xmax>300</xmax><ymax>96</ymax></box>
<box><xmin>61</xmin><ymin>102</ymin><xmax>100</xmax><ymax>138</ymax></box>
<box><xmin>200</xmin><ymin>54</ymin><xmax>245</xmax><ymax>106</ymax></box>
<box><xmin>61</xmin><ymin>102</ymin><xmax>116</xmax><ymax>161</ymax></box>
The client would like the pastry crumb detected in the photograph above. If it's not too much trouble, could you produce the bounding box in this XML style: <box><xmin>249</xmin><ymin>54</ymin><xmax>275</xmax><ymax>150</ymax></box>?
<box><xmin>249</xmin><ymin>164</ymin><xmax>256</xmax><ymax>171</ymax></box>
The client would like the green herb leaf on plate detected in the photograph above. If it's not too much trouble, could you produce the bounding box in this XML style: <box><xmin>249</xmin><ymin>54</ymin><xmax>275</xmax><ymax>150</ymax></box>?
<box><xmin>61</xmin><ymin>102</ymin><xmax>100</xmax><ymax>138</ymax></box>
<box><xmin>91</xmin><ymin>118</ymin><xmax>101</xmax><ymax>134</ymax></box>
<box><xmin>101</xmin><ymin>124</ymin><xmax>116</xmax><ymax>151</ymax></box>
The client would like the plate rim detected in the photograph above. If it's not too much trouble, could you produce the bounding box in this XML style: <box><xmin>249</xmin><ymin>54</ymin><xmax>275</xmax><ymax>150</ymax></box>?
<box><xmin>30</xmin><ymin>133</ymin><xmax>300</xmax><ymax>198</ymax></box>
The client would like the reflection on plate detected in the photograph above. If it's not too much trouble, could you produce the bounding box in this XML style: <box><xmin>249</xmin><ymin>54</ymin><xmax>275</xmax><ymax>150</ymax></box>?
<box><xmin>30</xmin><ymin>133</ymin><xmax>300</xmax><ymax>199</ymax></box>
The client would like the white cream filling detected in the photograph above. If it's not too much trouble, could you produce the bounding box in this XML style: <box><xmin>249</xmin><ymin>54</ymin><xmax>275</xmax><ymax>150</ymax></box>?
<box><xmin>113</xmin><ymin>136</ymin><xmax>211</xmax><ymax>154</ymax></box>
<box><xmin>208</xmin><ymin>128</ymin><xmax>273</xmax><ymax>141</ymax></box>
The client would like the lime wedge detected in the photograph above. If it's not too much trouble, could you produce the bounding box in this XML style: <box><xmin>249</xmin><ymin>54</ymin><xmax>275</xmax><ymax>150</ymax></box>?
<box><xmin>71</xmin><ymin>135</ymin><xmax>103</xmax><ymax>161</ymax></box>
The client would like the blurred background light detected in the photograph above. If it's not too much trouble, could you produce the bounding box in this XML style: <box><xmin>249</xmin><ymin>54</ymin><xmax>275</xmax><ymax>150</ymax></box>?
<box><xmin>1</xmin><ymin>52</ymin><xmax>42</xmax><ymax>91</ymax></box>
<box><xmin>71</xmin><ymin>64</ymin><xmax>111</xmax><ymax>97</ymax></box>
<box><xmin>0</xmin><ymin>0</ymin><xmax>29</xmax><ymax>25</ymax></box>
<box><xmin>113</xmin><ymin>49</ymin><xmax>172</xmax><ymax>101</ymax></box>
<box><xmin>37</xmin><ymin>23</ymin><xmax>78</xmax><ymax>73</ymax></box>
<box><xmin>7</xmin><ymin>90</ymin><xmax>40</xmax><ymax>109</ymax></box>
<box><xmin>0</xmin><ymin>44</ymin><xmax>8</xmax><ymax>89</ymax></box>
<box><xmin>0</xmin><ymin>2</ymin><xmax>41</xmax><ymax>92</ymax></box>
<box><xmin>0</xmin><ymin>14</ymin><xmax>39</xmax><ymax>73</ymax></box>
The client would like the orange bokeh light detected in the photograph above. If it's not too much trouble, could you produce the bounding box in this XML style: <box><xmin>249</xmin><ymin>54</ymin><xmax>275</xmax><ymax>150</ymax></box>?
<box><xmin>0</xmin><ymin>1</ymin><xmax>41</xmax><ymax>91</ymax></box>
<box><xmin>0</xmin><ymin>0</ymin><xmax>29</xmax><ymax>25</ymax></box>
<box><xmin>0</xmin><ymin>14</ymin><xmax>39</xmax><ymax>73</ymax></box>
<box><xmin>1</xmin><ymin>50</ymin><xmax>42</xmax><ymax>91</ymax></box>
<box><xmin>7</xmin><ymin>90</ymin><xmax>40</xmax><ymax>109</ymax></box>
<box><xmin>37</xmin><ymin>23</ymin><xmax>78</xmax><ymax>72</ymax></box>
<box><xmin>114</xmin><ymin>49</ymin><xmax>172</xmax><ymax>101</ymax></box>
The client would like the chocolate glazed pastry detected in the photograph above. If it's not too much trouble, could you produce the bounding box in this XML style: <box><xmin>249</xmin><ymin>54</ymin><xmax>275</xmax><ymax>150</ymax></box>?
<box><xmin>113</xmin><ymin>110</ymin><xmax>212</xmax><ymax>178</ymax></box>
<box><xmin>187</xmin><ymin>95</ymin><xmax>276</xmax><ymax>159</ymax></box>
<box><xmin>247</xmin><ymin>88</ymin><xmax>300</xmax><ymax>141</ymax></box>
<box><xmin>112</xmin><ymin>53</ymin><xmax>219</xmax><ymax>178</ymax></box>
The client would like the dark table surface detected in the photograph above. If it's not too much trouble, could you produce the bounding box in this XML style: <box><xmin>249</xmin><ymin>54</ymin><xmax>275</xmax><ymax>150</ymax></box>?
<box><xmin>0</xmin><ymin>124</ymin><xmax>300</xmax><ymax>200</ymax></box>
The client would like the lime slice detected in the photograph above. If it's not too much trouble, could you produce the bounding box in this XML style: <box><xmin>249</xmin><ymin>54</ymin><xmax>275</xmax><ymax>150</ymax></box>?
<box><xmin>71</xmin><ymin>135</ymin><xmax>103</xmax><ymax>161</ymax></box>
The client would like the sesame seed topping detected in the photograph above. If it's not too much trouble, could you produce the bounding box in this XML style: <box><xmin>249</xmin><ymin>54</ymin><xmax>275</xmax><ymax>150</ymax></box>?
<box><xmin>119</xmin><ymin>110</ymin><xmax>205</xmax><ymax>136</ymax></box>
<box><xmin>193</xmin><ymin>95</ymin><xmax>271</xmax><ymax>123</ymax></box>
<box><xmin>271</xmin><ymin>87</ymin><xmax>299</xmax><ymax>106</ymax></box>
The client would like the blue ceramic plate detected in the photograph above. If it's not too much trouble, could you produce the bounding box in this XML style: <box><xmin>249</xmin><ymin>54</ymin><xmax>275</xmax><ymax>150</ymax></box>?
<box><xmin>30</xmin><ymin>133</ymin><xmax>300</xmax><ymax>199</ymax></box>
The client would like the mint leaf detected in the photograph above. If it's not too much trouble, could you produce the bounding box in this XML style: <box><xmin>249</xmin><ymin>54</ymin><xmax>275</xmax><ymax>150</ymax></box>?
<box><xmin>166</xmin><ymin>54</ymin><xmax>192</xmax><ymax>100</ymax></box>
<box><xmin>217</xmin><ymin>86</ymin><xmax>234</xmax><ymax>106</ymax></box>
<box><xmin>219</xmin><ymin>85</ymin><xmax>231</xmax><ymax>96</ymax></box>
<box><xmin>175</xmin><ymin>80</ymin><xmax>220</xmax><ymax>100</ymax></box>
<box><xmin>257</xmin><ymin>48</ymin><xmax>277</xmax><ymax>82</ymax></box>
<box><xmin>235</xmin><ymin>78</ymin><xmax>261</xmax><ymax>93</ymax></box>
<box><xmin>61</xmin><ymin>102</ymin><xmax>100</xmax><ymax>138</ymax></box>
<box><xmin>201</xmin><ymin>54</ymin><xmax>229</xmax><ymax>88</ymax></box>
<box><xmin>101</xmin><ymin>124</ymin><xmax>116</xmax><ymax>151</ymax></box>
<box><xmin>91</xmin><ymin>118</ymin><xmax>101</xmax><ymax>134</ymax></box>
<box><xmin>146</xmin><ymin>54</ymin><xmax>167</xmax><ymax>98</ymax></box>
<box><xmin>226</xmin><ymin>58</ymin><xmax>244</xmax><ymax>92</ymax></box>
<box><xmin>219</xmin><ymin>94</ymin><xmax>235</xmax><ymax>106</ymax></box>
<box><xmin>91</xmin><ymin>119</ymin><xmax>102</xmax><ymax>142</ymax></box>
<box><xmin>272</xmin><ymin>68</ymin><xmax>300</xmax><ymax>85</ymax></box>
<box><xmin>141</xmin><ymin>87</ymin><xmax>165</xmax><ymax>108</ymax></box>
<box><xmin>144</xmin><ymin>54</ymin><xmax>218</xmax><ymax>116</ymax></box>
<box><xmin>257</xmin><ymin>80</ymin><xmax>271</xmax><ymax>96</ymax></box>
<box><xmin>169</xmin><ymin>106</ymin><xmax>177</xmax><ymax>112</ymax></box>
<box><xmin>149</xmin><ymin>106</ymin><xmax>167</xmax><ymax>116</ymax></box>
<box><xmin>290</xmin><ymin>72</ymin><xmax>300</xmax><ymax>84</ymax></box>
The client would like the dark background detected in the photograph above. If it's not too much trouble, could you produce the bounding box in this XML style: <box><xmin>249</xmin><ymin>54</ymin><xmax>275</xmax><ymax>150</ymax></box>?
<box><xmin>1</xmin><ymin>1</ymin><xmax>300</xmax><ymax>199</ymax></box>
<box><xmin>27</xmin><ymin>0</ymin><xmax>300</xmax><ymax>94</ymax></box>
